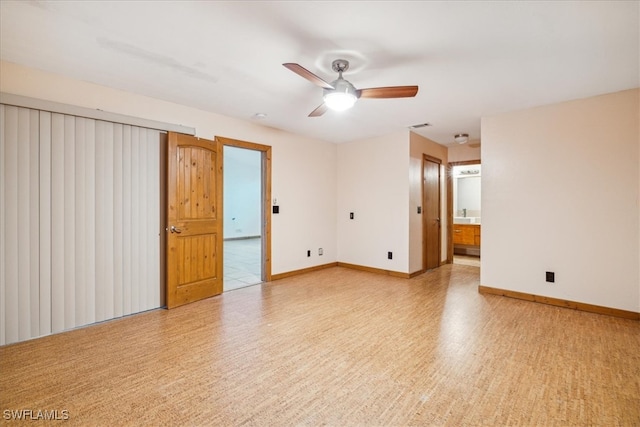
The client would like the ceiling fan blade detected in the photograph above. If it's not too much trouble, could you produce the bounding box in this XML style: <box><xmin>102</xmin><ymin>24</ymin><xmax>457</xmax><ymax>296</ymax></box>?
<box><xmin>357</xmin><ymin>86</ymin><xmax>419</xmax><ymax>99</ymax></box>
<box><xmin>308</xmin><ymin>103</ymin><xmax>328</xmax><ymax>117</ymax></box>
<box><xmin>283</xmin><ymin>63</ymin><xmax>334</xmax><ymax>89</ymax></box>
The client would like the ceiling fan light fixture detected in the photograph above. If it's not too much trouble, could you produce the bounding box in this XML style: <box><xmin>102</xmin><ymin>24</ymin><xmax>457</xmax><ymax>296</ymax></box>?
<box><xmin>454</xmin><ymin>133</ymin><xmax>469</xmax><ymax>144</ymax></box>
<box><xmin>323</xmin><ymin>77</ymin><xmax>358</xmax><ymax>111</ymax></box>
<box><xmin>323</xmin><ymin>92</ymin><xmax>357</xmax><ymax>111</ymax></box>
<box><xmin>283</xmin><ymin>60</ymin><xmax>418</xmax><ymax>117</ymax></box>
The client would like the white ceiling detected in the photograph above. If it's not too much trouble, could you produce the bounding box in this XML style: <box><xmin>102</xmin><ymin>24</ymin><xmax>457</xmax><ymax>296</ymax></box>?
<box><xmin>1</xmin><ymin>1</ymin><xmax>638</xmax><ymax>146</ymax></box>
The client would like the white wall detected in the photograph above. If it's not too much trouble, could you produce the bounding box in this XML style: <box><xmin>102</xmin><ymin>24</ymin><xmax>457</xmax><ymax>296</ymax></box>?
<box><xmin>0</xmin><ymin>61</ymin><xmax>338</xmax><ymax>276</ymax></box>
<box><xmin>223</xmin><ymin>146</ymin><xmax>261</xmax><ymax>239</ymax></box>
<box><xmin>337</xmin><ymin>131</ymin><xmax>410</xmax><ymax>273</ymax></box>
<box><xmin>482</xmin><ymin>88</ymin><xmax>639</xmax><ymax>312</ymax></box>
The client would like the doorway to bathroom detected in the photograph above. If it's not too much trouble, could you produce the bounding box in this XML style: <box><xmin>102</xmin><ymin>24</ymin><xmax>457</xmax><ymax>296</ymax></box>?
<box><xmin>449</xmin><ymin>161</ymin><xmax>481</xmax><ymax>267</ymax></box>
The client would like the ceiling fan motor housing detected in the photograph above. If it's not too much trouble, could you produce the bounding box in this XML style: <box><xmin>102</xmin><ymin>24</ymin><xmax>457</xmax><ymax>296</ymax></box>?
<box><xmin>324</xmin><ymin>78</ymin><xmax>357</xmax><ymax>98</ymax></box>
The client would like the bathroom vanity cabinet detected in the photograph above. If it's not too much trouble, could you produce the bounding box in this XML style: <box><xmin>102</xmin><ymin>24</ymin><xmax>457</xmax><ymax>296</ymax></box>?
<box><xmin>453</xmin><ymin>224</ymin><xmax>481</xmax><ymax>246</ymax></box>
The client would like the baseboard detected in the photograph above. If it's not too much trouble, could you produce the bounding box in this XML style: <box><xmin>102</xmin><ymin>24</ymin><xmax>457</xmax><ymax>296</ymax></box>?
<box><xmin>478</xmin><ymin>285</ymin><xmax>640</xmax><ymax>321</ymax></box>
<box><xmin>272</xmin><ymin>261</ymin><xmax>445</xmax><ymax>281</ymax></box>
<box><xmin>271</xmin><ymin>262</ymin><xmax>338</xmax><ymax>280</ymax></box>
<box><xmin>409</xmin><ymin>269</ymin><xmax>427</xmax><ymax>278</ymax></box>
<box><xmin>336</xmin><ymin>262</ymin><xmax>411</xmax><ymax>279</ymax></box>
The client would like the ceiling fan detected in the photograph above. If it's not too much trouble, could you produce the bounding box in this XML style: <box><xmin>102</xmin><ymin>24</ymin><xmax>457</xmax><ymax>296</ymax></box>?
<box><xmin>283</xmin><ymin>59</ymin><xmax>419</xmax><ymax>117</ymax></box>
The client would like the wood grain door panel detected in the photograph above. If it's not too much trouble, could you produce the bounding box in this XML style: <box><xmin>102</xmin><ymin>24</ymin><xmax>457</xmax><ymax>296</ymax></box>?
<box><xmin>167</xmin><ymin>133</ymin><xmax>222</xmax><ymax>308</ymax></box>
<box><xmin>423</xmin><ymin>156</ymin><xmax>441</xmax><ymax>270</ymax></box>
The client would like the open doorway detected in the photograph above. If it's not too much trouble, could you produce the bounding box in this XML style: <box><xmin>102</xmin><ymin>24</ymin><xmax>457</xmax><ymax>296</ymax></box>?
<box><xmin>223</xmin><ymin>146</ymin><xmax>262</xmax><ymax>290</ymax></box>
<box><xmin>449</xmin><ymin>161</ymin><xmax>481</xmax><ymax>267</ymax></box>
<box><xmin>218</xmin><ymin>137</ymin><xmax>272</xmax><ymax>291</ymax></box>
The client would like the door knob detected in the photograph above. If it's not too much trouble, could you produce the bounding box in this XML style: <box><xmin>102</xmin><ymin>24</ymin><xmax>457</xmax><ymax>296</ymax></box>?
<box><xmin>170</xmin><ymin>225</ymin><xmax>182</xmax><ymax>234</ymax></box>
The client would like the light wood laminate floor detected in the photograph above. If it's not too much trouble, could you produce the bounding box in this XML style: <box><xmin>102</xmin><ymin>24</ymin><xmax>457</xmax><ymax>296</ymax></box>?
<box><xmin>1</xmin><ymin>265</ymin><xmax>638</xmax><ymax>426</ymax></box>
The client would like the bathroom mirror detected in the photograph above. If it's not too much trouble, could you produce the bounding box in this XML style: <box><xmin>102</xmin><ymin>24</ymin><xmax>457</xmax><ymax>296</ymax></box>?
<box><xmin>453</xmin><ymin>164</ymin><xmax>481</xmax><ymax>224</ymax></box>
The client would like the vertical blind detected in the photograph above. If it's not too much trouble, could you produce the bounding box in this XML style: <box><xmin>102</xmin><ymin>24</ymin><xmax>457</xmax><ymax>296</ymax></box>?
<box><xmin>0</xmin><ymin>105</ymin><xmax>162</xmax><ymax>346</ymax></box>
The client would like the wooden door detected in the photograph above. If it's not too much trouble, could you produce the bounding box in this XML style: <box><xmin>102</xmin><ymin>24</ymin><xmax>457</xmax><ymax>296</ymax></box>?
<box><xmin>166</xmin><ymin>132</ymin><xmax>223</xmax><ymax>308</ymax></box>
<box><xmin>423</xmin><ymin>155</ymin><xmax>441</xmax><ymax>270</ymax></box>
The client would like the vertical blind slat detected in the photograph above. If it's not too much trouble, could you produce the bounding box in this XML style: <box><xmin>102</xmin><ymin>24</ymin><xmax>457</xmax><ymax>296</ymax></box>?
<box><xmin>39</xmin><ymin>111</ymin><xmax>52</xmax><ymax>338</ymax></box>
<box><xmin>122</xmin><ymin>126</ymin><xmax>132</xmax><ymax>316</ymax></box>
<box><xmin>17</xmin><ymin>108</ymin><xmax>31</xmax><ymax>340</ymax></box>
<box><xmin>104</xmin><ymin>122</ymin><xmax>115</xmax><ymax>320</ymax></box>
<box><xmin>4</xmin><ymin>106</ymin><xmax>19</xmax><ymax>344</ymax></box>
<box><xmin>0</xmin><ymin>105</ymin><xmax>162</xmax><ymax>345</ymax></box>
<box><xmin>28</xmin><ymin>109</ymin><xmax>40</xmax><ymax>338</ymax></box>
<box><xmin>95</xmin><ymin>121</ymin><xmax>106</xmax><ymax>322</ymax></box>
<box><xmin>139</xmin><ymin>128</ymin><xmax>149</xmax><ymax>309</ymax></box>
<box><xmin>50</xmin><ymin>113</ymin><xmax>65</xmax><ymax>334</ymax></box>
<box><xmin>130</xmin><ymin>126</ymin><xmax>140</xmax><ymax>314</ymax></box>
<box><xmin>85</xmin><ymin>118</ymin><xmax>96</xmax><ymax>325</ymax></box>
<box><xmin>113</xmin><ymin>123</ymin><xmax>123</xmax><ymax>318</ymax></box>
<box><xmin>64</xmin><ymin>115</ymin><xmax>76</xmax><ymax>330</ymax></box>
<box><xmin>75</xmin><ymin>118</ymin><xmax>86</xmax><ymax>327</ymax></box>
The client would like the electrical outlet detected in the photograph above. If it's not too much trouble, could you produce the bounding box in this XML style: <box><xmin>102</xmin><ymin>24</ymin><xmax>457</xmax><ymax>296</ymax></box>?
<box><xmin>307</xmin><ymin>250</ymin><xmax>311</xmax><ymax>257</ymax></box>
<box><xmin>546</xmin><ymin>271</ymin><xmax>555</xmax><ymax>283</ymax></box>
<box><xmin>388</xmin><ymin>251</ymin><xmax>393</xmax><ymax>260</ymax></box>
<box><xmin>350</xmin><ymin>212</ymin><xmax>354</xmax><ymax>220</ymax></box>
<box><xmin>318</xmin><ymin>248</ymin><xmax>323</xmax><ymax>256</ymax></box>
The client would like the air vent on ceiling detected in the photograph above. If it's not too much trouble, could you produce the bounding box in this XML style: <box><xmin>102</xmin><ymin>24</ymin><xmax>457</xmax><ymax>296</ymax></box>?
<box><xmin>409</xmin><ymin>123</ymin><xmax>432</xmax><ymax>129</ymax></box>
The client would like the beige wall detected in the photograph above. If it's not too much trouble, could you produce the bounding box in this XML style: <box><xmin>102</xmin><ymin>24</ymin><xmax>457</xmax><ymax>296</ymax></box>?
<box><xmin>337</xmin><ymin>131</ymin><xmax>410</xmax><ymax>272</ymax></box>
<box><xmin>481</xmin><ymin>88</ymin><xmax>639</xmax><ymax>312</ymax></box>
<box><xmin>0</xmin><ymin>61</ymin><xmax>338</xmax><ymax>276</ymax></box>
<box><xmin>336</xmin><ymin>131</ymin><xmax>450</xmax><ymax>275</ymax></box>
<box><xmin>448</xmin><ymin>143</ymin><xmax>481</xmax><ymax>163</ymax></box>
<box><xmin>409</xmin><ymin>132</ymin><xmax>448</xmax><ymax>272</ymax></box>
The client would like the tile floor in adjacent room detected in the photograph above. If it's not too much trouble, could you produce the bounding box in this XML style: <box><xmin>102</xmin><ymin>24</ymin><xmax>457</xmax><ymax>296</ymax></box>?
<box><xmin>223</xmin><ymin>237</ymin><xmax>262</xmax><ymax>291</ymax></box>
<box><xmin>453</xmin><ymin>254</ymin><xmax>481</xmax><ymax>267</ymax></box>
